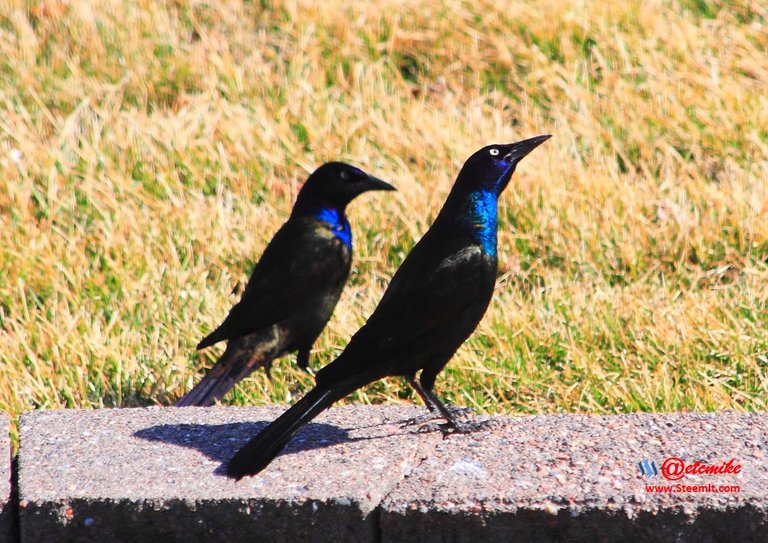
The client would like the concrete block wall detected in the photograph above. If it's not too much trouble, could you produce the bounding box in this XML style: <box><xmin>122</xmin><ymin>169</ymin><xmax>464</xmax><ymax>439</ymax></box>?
<box><xmin>1</xmin><ymin>406</ymin><xmax>766</xmax><ymax>542</ymax></box>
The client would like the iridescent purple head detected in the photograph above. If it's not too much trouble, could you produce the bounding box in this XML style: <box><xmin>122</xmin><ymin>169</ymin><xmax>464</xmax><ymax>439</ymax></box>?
<box><xmin>456</xmin><ymin>135</ymin><xmax>551</xmax><ymax>194</ymax></box>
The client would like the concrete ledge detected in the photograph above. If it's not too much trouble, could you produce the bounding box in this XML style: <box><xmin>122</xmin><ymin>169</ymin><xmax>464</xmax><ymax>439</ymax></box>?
<box><xmin>11</xmin><ymin>408</ymin><xmax>768</xmax><ymax>542</ymax></box>
<box><xmin>16</xmin><ymin>406</ymin><xmax>438</xmax><ymax>543</ymax></box>
<box><xmin>380</xmin><ymin>412</ymin><xmax>767</xmax><ymax>542</ymax></box>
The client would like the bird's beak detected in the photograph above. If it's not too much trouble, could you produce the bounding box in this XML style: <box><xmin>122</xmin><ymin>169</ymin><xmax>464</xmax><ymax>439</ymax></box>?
<box><xmin>363</xmin><ymin>175</ymin><xmax>397</xmax><ymax>192</ymax></box>
<box><xmin>503</xmin><ymin>134</ymin><xmax>552</xmax><ymax>163</ymax></box>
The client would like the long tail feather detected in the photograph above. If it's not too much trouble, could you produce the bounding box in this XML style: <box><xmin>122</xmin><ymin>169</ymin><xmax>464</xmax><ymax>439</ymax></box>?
<box><xmin>226</xmin><ymin>376</ymin><xmax>368</xmax><ymax>479</ymax></box>
<box><xmin>177</xmin><ymin>335</ymin><xmax>279</xmax><ymax>407</ymax></box>
<box><xmin>175</xmin><ymin>360</ymin><xmax>245</xmax><ymax>407</ymax></box>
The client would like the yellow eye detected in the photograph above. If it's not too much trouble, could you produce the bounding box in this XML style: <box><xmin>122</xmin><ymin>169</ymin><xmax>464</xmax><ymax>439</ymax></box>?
<box><xmin>489</xmin><ymin>148</ymin><xmax>499</xmax><ymax>156</ymax></box>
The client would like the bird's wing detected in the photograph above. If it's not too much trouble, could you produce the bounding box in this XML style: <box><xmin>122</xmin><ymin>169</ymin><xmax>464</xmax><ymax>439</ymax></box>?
<box><xmin>208</xmin><ymin>219</ymin><xmax>350</xmax><ymax>342</ymax></box>
<box><xmin>318</xmin><ymin>233</ymin><xmax>495</xmax><ymax>382</ymax></box>
<box><xmin>377</xmin><ymin>226</ymin><xmax>495</xmax><ymax>324</ymax></box>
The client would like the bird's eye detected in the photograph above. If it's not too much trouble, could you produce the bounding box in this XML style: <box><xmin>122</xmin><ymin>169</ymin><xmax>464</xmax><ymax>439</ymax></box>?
<box><xmin>489</xmin><ymin>148</ymin><xmax>500</xmax><ymax>156</ymax></box>
<box><xmin>340</xmin><ymin>171</ymin><xmax>349</xmax><ymax>180</ymax></box>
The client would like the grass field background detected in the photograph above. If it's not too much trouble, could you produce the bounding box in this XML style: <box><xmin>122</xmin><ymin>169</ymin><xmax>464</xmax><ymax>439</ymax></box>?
<box><xmin>1</xmin><ymin>0</ymin><xmax>767</xmax><ymax>441</ymax></box>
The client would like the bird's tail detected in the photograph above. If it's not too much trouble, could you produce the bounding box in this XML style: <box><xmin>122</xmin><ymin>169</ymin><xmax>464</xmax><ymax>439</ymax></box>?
<box><xmin>197</xmin><ymin>327</ymin><xmax>226</xmax><ymax>350</ymax></box>
<box><xmin>176</xmin><ymin>336</ymin><xmax>280</xmax><ymax>407</ymax></box>
<box><xmin>226</xmin><ymin>375</ymin><xmax>370</xmax><ymax>480</ymax></box>
<box><xmin>175</xmin><ymin>359</ymin><xmax>245</xmax><ymax>407</ymax></box>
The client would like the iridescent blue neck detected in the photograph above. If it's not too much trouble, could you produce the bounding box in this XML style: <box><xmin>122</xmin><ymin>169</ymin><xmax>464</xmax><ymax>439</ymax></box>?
<box><xmin>312</xmin><ymin>207</ymin><xmax>352</xmax><ymax>248</ymax></box>
<box><xmin>460</xmin><ymin>189</ymin><xmax>498</xmax><ymax>256</ymax></box>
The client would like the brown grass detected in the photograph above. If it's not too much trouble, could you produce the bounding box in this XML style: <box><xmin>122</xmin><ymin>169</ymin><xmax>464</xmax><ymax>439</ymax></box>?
<box><xmin>1</xmin><ymin>0</ymin><xmax>767</xmax><ymax>444</ymax></box>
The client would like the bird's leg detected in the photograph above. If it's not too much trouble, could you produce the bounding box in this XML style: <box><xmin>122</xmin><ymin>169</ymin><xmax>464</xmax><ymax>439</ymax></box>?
<box><xmin>296</xmin><ymin>348</ymin><xmax>314</xmax><ymax>375</ymax></box>
<box><xmin>400</xmin><ymin>376</ymin><xmax>442</xmax><ymax>427</ymax></box>
<box><xmin>412</xmin><ymin>377</ymin><xmax>473</xmax><ymax>421</ymax></box>
<box><xmin>400</xmin><ymin>376</ymin><xmax>472</xmax><ymax>428</ymax></box>
<box><xmin>419</xmin><ymin>386</ymin><xmax>467</xmax><ymax>431</ymax></box>
<box><xmin>263</xmin><ymin>362</ymin><xmax>275</xmax><ymax>383</ymax></box>
<box><xmin>408</xmin><ymin>376</ymin><xmax>438</xmax><ymax>412</ymax></box>
<box><xmin>420</xmin><ymin>386</ymin><xmax>496</xmax><ymax>434</ymax></box>
<box><xmin>286</xmin><ymin>349</ymin><xmax>317</xmax><ymax>398</ymax></box>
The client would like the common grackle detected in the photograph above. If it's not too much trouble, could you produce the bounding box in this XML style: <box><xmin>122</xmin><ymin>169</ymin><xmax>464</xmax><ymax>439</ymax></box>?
<box><xmin>176</xmin><ymin>162</ymin><xmax>395</xmax><ymax>407</ymax></box>
<box><xmin>227</xmin><ymin>135</ymin><xmax>551</xmax><ymax>478</ymax></box>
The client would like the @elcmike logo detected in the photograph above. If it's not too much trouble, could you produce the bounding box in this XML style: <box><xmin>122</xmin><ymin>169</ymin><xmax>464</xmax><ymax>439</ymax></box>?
<box><xmin>637</xmin><ymin>457</ymin><xmax>742</xmax><ymax>480</ymax></box>
<box><xmin>660</xmin><ymin>457</ymin><xmax>742</xmax><ymax>481</ymax></box>
<box><xmin>638</xmin><ymin>459</ymin><xmax>658</xmax><ymax>477</ymax></box>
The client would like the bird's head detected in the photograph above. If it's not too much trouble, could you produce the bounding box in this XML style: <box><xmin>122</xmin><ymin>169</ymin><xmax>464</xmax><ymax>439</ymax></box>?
<box><xmin>297</xmin><ymin>162</ymin><xmax>395</xmax><ymax>210</ymax></box>
<box><xmin>456</xmin><ymin>135</ymin><xmax>551</xmax><ymax>195</ymax></box>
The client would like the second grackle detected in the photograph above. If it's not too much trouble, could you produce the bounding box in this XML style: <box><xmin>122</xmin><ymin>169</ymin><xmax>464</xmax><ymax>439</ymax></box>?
<box><xmin>177</xmin><ymin>162</ymin><xmax>395</xmax><ymax>407</ymax></box>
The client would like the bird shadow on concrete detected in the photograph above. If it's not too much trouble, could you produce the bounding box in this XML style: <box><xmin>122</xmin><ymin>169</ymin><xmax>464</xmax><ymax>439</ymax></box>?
<box><xmin>133</xmin><ymin>421</ymin><xmax>374</xmax><ymax>477</ymax></box>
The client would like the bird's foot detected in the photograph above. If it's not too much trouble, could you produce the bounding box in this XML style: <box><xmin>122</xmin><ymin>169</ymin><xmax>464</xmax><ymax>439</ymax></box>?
<box><xmin>401</xmin><ymin>412</ymin><xmax>442</xmax><ymax>428</ymax></box>
<box><xmin>445</xmin><ymin>417</ymin><xmax>500</xmax><ymax>434</ymax></box>
<box><xmin>415</xmin><ymin>421</ymin><xmax>452</xmax><ymax>434</ymax></box>
<box><xmin>415</xmin><ymin>416</ymin><xmax>500</xmax><ymax>435</ymax></box>
<box><xmin>401</xmin><ymin>403</ymin><xmax>472</xmax><ymax>428</ymax></box>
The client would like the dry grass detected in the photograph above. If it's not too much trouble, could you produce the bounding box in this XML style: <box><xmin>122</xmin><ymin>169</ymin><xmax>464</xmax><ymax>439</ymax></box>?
<box><xmin>1</xmin><ymin>0</ymin><xmax>767</xmax><ymax>442</ymax></box>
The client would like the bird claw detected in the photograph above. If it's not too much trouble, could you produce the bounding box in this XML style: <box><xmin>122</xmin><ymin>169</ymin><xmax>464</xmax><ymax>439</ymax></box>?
<box><xmin>410</xmin><ymin>415</ymin><xmax>498</xmax><ymax>436</ymax></box>
<box><xmin>414</xmin><ymin>419</ymin><xmax>495</xmax><ymax>436</ymax></box>
<box><xmin>415</xmin><ymin>422</ymin><xmax>452</xmax><ymax>434</ymax></box>
<box><xmin>443</xmin><ymin>404</ymin><xmax>473</xmax><ymax>419</ymax></box>
<box><xmin>401</xmin><ymin>404</ymin><xmax>473</xmax><ymax>428</ymax></box>
<box><xmin>446</xmin><ymin>417</ymin><xmax>500</xmax><ymax>434</ymax></box>
<box><xmin>401</xmin><ymin>412</ymin><xmax>443</xmax><ymax>428</ymax></box>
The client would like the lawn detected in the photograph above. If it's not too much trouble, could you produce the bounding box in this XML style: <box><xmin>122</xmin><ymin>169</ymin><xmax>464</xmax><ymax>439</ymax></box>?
<box><xmin>1</xmin><ymin>0</ymin><xmax>767</xmax><ymax>443</ymax></box>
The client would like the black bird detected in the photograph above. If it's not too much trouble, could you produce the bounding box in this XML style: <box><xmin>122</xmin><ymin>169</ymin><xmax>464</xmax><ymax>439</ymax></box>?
<box><xmin>176</xmin><ymin>162</ymin><xmax>395</xmax><ymax>407</ymax></box>
<box><xmin>227</xmin><ymin>135</ymin><xmax>551</xmax><ymax>479</ymax></box>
